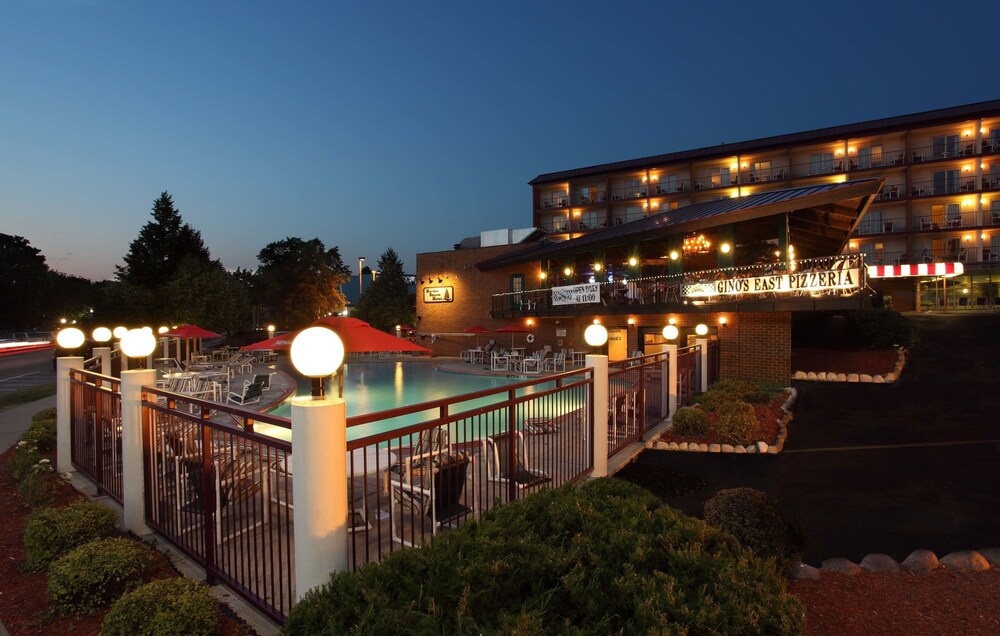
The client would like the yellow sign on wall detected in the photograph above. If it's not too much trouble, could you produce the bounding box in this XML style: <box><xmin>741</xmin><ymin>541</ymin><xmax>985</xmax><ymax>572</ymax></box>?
<box><xmin>423</xmin><ymin>286</ymin><xmax>454</xmax><ymax>303</ymax></box>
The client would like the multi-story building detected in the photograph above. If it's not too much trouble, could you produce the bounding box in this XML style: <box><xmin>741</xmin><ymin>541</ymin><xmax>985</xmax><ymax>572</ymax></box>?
<box><xmin>529</xmin><ymin>100</ymin><xmax>1000</xmax><ymax>310</ymax></box>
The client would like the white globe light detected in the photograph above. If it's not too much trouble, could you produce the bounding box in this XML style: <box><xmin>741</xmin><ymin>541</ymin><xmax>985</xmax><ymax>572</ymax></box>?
<box><xmin>92</xmin><ymin>327</ymin><xmax>112</xmax><ymax>343</ymax></box>
<box><xmin>113</xmin><ymin>326</ymin><xmax>128</xmax><ymax>339</ymax></box>
<box><xmin>158</xmin><ymin>326</ymin><xmax>170</xmax><ymax>334</ymax></box>
<box><xmin>120</xmin><ymin>328</ymin><xmax>157</xmax><ymax>358</ymax></box>
<box><xmin>662</xmin><ymin>325</ymin><xmax>679</xmax><ymax>340</ymax></box>
<box><xmin>290</xmin><ymin>327</ymin><xmax>345</xmax><ymax>378</ymax></box>
<box><xmin>141</xmin><ymin>326</ymin><xmax>153</xmax><ymax>334</ymax></box>
<box><xmin>695</xmin><ymin>324</ymin><xmax>709</xmax><ymax>336</ymax></box>
<box><xmin>584</xmin><ymin>324</ymin><xmax>608</xmax><ymax>347</ymax></box>
<box><xmin>56</xmin><ymin>327</ymin><xmax>85</xmax><ymax>349</ymax></box>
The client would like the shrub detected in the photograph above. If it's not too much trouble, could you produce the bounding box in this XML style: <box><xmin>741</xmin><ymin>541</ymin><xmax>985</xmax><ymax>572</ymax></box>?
<box><xmin>8</xmin><ymin>440</ymin><xmax>42</xmax><ymax>482</ymax></box>
<box><xmin>23</xmin><ymin>501</ymin><xmax>118</xmax><ymax>571</ymax></box>
<box><xmin>704</xmin><ymin>488</ymin><xmax>805</xmax><ymax>571</ymax></box>
<box><xmin>48</xmin><ymin>537</ymin><xmax>156</xmax><ymax>616</ymax></box>
<box><xmin>18</xmin><ymin>456</ymin><xmax>54</xmax><ymax>505</ymax></box>
<box><xmin>22</xmin><ymin>414</ymin><xmax>57</xmax><ymax>452</ymax></box>
<box><xmin>715</xmin><ymin>401</ymin><xmax>759</xmax><ymax>446</ymax></box>
<box><xmin>694</xmin><ymin>378</ymin><xmax>773</xmax><ymax>411</ymax></box>
<box><xmin>671</xmin><ymin>406</ymin><xmax>708</xmax><ymax>436</ymax></box>
<box><xmin>33</xmin><ymin>407</ymin><xmax>57</xmax><ymax>422</ymax></box>
<box><xmin>101</xmin><ymin>577</ymin><xmax>218</xmax><ymax>636</ymax></box>
<box><xmin>285</xmin><ymin>479</ymin><xmax>805</xmax><ymax>635</ymax></box>
<box><xmin>844</xmin><ymin>308</ymin><xmax>912</xmax><ymax>349</ymax></box>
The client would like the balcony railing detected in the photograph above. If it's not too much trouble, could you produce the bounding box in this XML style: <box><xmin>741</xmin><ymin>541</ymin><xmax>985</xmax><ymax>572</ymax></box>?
<box><xmin>651</xmin><ymin>179</ymin><xmax>691</xmax><ymax>195</ymax></box>
<box><xmin>909</xmin><ymin>141</ymin><xmax>978</xmax><ymax>163</ymax></box>
<box><xmin>845</xmin><ymin>149</ymin><xmax>907</xmax><ymax>170</ymax></box>
<box><xmin>856</xmin><ymin>218</ymin><xmax>904</xmax><ymax>235</ymax></box>
<box><xmin>740</xmin><ymin>167</ymin><xmax>787</xmax><ymax>183</ymax></box>
<box><xmin>873</xmin><ymin>183</ymin><xmax>905</xmax><ymax>201</ymax></box>
<box><xmin>539</xmin><ymin>196</ymin><xmax>568</xmax><ymax>210</ymax></box>
<box><xmin>575</xmin><ymin>191</ymin><xmax>607</xmax><ymax>205</ymax></box>
<box><xmin>609</xmin><ymin>186</ymin><xmax>646</xmax><ymax>201</ymax></box>
<box><xmin>492</xmin><ymin>254</ymin><xmax>866</xmax><ymax>316</ymax></box>
<box><xmin>692</xmin><ymin>175</ymin><xmax>738</xmax><ymax>190</ymax></box>
<box><xmin>911</xmin><ymin>212</ymin><xmax>978</xmax><ymax>231</ymax></box>
<box><xmin>790</xmin><ymin>158</ymin><xmax>845</xmax><ymax>178</ymax></box>
<box><xmin>909</xmin><ymin>176</ymin><xmax>977</xmax><ymax>198</ymax></box>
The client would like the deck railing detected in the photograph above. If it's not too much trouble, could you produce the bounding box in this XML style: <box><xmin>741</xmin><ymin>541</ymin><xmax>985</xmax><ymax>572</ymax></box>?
<box><xmin>69</xmin><ymin>369</ymin><xmax>123</xmax><ymax>503</ymax></box>
<box><xmin>344</xmin><ymin>367</ymin><xmax>594</xmax><ymax>567</ymax></box>
<box><xmin>141</xmin><ymin>389</ymin><xmax>295</xmax><ymax>623</ymax></box>
<box><xmin>607</xmin><ymin>351</ymin><xmax>668</xmax><ymax>457</ymax></box>
<box><xmin>676</xmin><ymin>345</ymin><xmax>702</xmax><ymax>408</ymax></box>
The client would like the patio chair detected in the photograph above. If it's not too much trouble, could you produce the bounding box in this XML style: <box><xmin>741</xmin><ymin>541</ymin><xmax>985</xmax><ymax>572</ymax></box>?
<box><xmin>482</xmin><ymin>431</ymin><xmax>551</xmax><ymax>491</ymax></box>
<box><xmin>390</xmin><ymin>451</ymin><xmax>473</xmax><ymax>547</ymax></box>
<box><xmin>491</xmin><ymin>352</ymin><xmax>509</xmax><ymax>371</ymax></box>
<box><xmin>520</xmin><ymin>351</ymin><xmax>544</xmax><ymax>374</ymax></box>
<box><xmin>227</xmin><ymin>381</ymin><xmax>263</xmax><ymax>405</ymax></box>
<box><xmin>174</xmin><ymin>445</ymin><xmax>267</xmax><ymax>541</ymax></box>
<box><xmin>252</xmin><ymin>373</ymin><xmax>274</xmax><ymax>391</ymax></box>
<box><xmin>544</xmin><ymin>351</ymin><xmax>566</xmax><ymax>372</ymax></box>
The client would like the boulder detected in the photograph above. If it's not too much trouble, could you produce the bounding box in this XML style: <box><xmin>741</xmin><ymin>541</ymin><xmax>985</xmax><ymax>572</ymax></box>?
<box><xmin>790</xmin><ymin>562</ymin><xmax>821</xmax><ymax>581</ymax></box>
<box><xmin>654</xmin><ymin>441</ymin><xmax>668</xmax><ymax>450</ymax></box>
<box><xmin>860</xmin><ymin>553</ymin><xmax>900</xmax><ymax>573</ymax></box>
<box><xmin>698</xmin><ymin>443</ymin><xmax>709</xmax><ymax>452</ymax></box>
<box><xmin>709</xmin><ymin>443</ymin><xmax>721</xmax><ymax>453</ymax></box>
<box><xmin>816</xmin><ymin>372</ymin><xmax>827</xmax><ymax>381</ymax></box>
<box><xmin>940</xmin><ymin>550</ymin><xmax>990</xmax><ymax>572</ymax></box>
<box><xmin>806</xmin><ymin>371</ymin><xmax>817</xmax><ymax>381</ymax></box>
<box><xmin>902</xmin><ymin>550</ymin><xmax>940</xmax><ymax>575</ymax></box>
<box><xmin>745</xmin><ymin>444</ymin><xmax>757</xmax><ymax>453</ymax></box>
<box><xmin>884</xmin><ymin>372</ymin><xmax>896</xmax><ymax>382</ymax></box>
<box><xmin>837</xmin><ymin>373</ymin><xmax>847</xmax><ymax>382</ymax></box>
<box><xmin>756</xmin><ymin>441</ymin><xmax>769</xmax><ymax>454</ymax></box>
<box><xmin>978</xmin><ymin>547</ymin><xmax>1000</xmax><ymax>567</ymax></box>
<box><xmin>767</xmin><ymin>446</ymin><xmax>779</xmax><ymax>454</ymax></box>
<box><xmin>847</xmin><ymin>373</ymin><xmax>859</xmax><ymax>382</ymax></box>
<box><xmin>828</xmin><ymin>371</ymin><xmax>840</xmax><ymax>381</ymax></box>
<box><xmin>678</xmin><ymin>442</ymin><xmax>689</xmax><ymax>451</ymax></box>
<box><xmin>734</xmin><ymin>445</ymin><xmax>746</xmax><ymax>453</ymax></box>
<box><xmin>821</xmin><ymin>558</ymin><xmax>861</xmax><ymax>575</ymax></box>
<box><xmin>721</xmin><ymin>444</ymin><xmax>735</xmax><ymax>453</ymax></box>
<box><xmin>860</xmin><ymin>373</ymin><xmax>873</xmax><ymax>383</ymax></box>
<box><xmin>793</xmin><ymin>370</ymin><xmax>807</xmax><ymax>380</ymax></box>
<box><xmin>873</xmin><ymin>375</ymin><xmax>885</xmax><ymax>383</ymax></box>
<box><xmin>668</xmin><ymin>441</ymin><xmax>679</xmax><ymax>450</ymax></box>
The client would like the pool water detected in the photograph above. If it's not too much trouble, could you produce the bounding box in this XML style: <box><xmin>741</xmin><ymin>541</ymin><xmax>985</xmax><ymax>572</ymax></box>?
<box><xmin>264</xmin><ymin>360</ymin><xmax>585</xmax><ymax>442</ymax></box>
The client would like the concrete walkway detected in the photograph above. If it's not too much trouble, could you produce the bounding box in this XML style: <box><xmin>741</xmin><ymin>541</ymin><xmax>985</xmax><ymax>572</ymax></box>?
<box><xmin>617</xmin><ymin>313</ymin><xmax>1000</xmax><ymax>564</ymax></box>
<box><xmin>0</xmin><ymin>395</ymin><xmax>55</xmax><ymax>453</ymax></box>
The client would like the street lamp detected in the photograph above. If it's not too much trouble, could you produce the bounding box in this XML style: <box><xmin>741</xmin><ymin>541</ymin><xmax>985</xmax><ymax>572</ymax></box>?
<box><xmin>91</xmin><ymin>327</ymin><xmax>112</xmax><ymax>344</ymax></box>
<box><xmin>695</xmin><ymin>323</ymin><xmax>709</xmax><ymax>336</ymax></box>
<box><xmin>56</xmin><ymin>327</ymin><xmax>85</xmax><ymax>350</ymax></box>
<box><xmin>113</xmin><ymin>326</ymin><xmax>128</xmax><ymax>339</ymax></box>
<box><xmin>584</xmin><ymin>323</ymin><xmax>608</xmax><ymax>348</ymax></box>
<box><xmin>358</xmin><ymin>256</ymin><xmax>366</xmax><ymax>301</ymax></box>
<box><xmin>268</xmin><ymin>324</ymin><xmax>276</xmax><ymax>339</ymax></box>
<box><xmin>290</xmin><ymin>326</ymin><xmax>345</xmax><ymax>399</ymax></box>
<box><xmin>662</xmin><ymin>325</ymin><xmax>679</xmax><ymax>340</ymax></box>
<box><xmin>120</xmin><ymin>328</ymin><xmax>157</xmax><ymax>368</ymax></box>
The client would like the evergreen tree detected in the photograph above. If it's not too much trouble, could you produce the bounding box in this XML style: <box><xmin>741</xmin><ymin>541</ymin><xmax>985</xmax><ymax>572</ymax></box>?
<box><xmin>0</xmin><ymin>234</ymin><xmax>51</xmax><ymax>329</ymax></box>
<box><xmin>356</xmin><ymin>248</ymin><xmax>414</xmax><ymax>333</ymax></box>
<box><xmin>116</xmin><ymin>192</ymin><xmax>212</xmax><ymax>287</ymax></box>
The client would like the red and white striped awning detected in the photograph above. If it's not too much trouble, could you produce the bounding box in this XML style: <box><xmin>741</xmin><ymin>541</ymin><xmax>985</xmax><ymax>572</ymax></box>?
<box><xmin>867</xmin><ymin>262</ymin><xmax>964</xmax><ymax>278</ymax></box>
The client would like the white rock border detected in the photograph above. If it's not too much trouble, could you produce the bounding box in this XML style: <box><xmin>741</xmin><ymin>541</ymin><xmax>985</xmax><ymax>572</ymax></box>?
<box><xmin>792</xmin><ymin>346</ymin><xmax>906</xmax><ymax>384</ymax></box>
<box><xmin>791</xmin><ymin>547</ymin><xmax>999</xmax><ymax>581</ymax></box>
<box><xmin>652</xmin><ymin>387</ymin><xmax>797</xmax><ymax>455</ymax></box>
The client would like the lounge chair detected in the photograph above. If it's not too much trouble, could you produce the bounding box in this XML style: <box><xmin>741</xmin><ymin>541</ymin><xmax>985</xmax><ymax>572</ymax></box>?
<box><xmin>519</xmin><ymin>351</ymin><xmax>545</xmax><ymax>374</ymax></box>
<box><xmin>252</xmin><ymin>373</ymin><xmax>274</xmax><ymax>391</ymax></box>
<box><xmin>482</xmin><ymin>431</ymin><xmax>551</xmax><ymax>491</ymax></box>
<box><xmin>227</xmin><ymin>381</ymin><xmax>263</xmax><ymax>405</ymax></box>
<box><xmin>390</xmin><ymin>451</ymin><xmax>474</xmax><ymax>546</ymax></box>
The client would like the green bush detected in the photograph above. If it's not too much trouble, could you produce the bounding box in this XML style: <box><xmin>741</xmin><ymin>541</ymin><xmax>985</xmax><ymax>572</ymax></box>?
<box><xmin>32</xmin><ymin>407</ymin><xmax>57</xmax><ymax>422</ymax></box>
<box><xmin>23</xmin><ymin>500</ymin><xmax>118</xmax><ymax>571</ymax></box>
<box><xmin>671</xmin><ymin>406</ymin><xmax>708</xmax><ymax>436</ymax></box>
<box><xmin>694</xmin><ymin>379</ymin><xmax>774</xmax><ymax>411</ymax></box>
<box><xmin>285</xmin><ymin>478</ymin><xmax>805</xmax><ymax>635</ymax></box>
<box><xmin>715</xmin><ymin>401</ymin><xmax>759</xmax><ymax>446</ymax></box>
<box><xmin>101</xmin><ymin>577</ymin><xmax>218</xmax><ymax>636</ymax></box>
<box><xmin>22</xmin><ymin>413</ymin><xmax>57</xmax><ymax>452</ymax></box>
<box><xmin>8</xmin><ymin>440</ymin><xmax>42</xmax><ymax>482</ymax></box>
<box><xmin>48</xmin><ymin>537</ymin><xmax>156</xmax><ymax>616</ymax></box>
<box><xmin>844</xmin><ymin>308</ymin><xmax>912</xmax><ymax>350</ymax></box>
<box><xmin>704</xmin><ymin>488</ymin><xmax>805</xmax><ymax>572</ymax></box>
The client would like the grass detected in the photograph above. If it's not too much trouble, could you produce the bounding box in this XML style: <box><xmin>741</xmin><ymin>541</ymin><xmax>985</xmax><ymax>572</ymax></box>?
<box><xmin>0</xmin><ymin>383</ymin><xmax>56</xmax><ymax>411</ymax></box>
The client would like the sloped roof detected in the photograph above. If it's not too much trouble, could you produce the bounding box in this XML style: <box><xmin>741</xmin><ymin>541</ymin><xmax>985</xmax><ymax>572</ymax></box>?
<box><xmin>476</xmin><ymin>178</ymin><xmax>882</xmax><ymax>270</ymax></box>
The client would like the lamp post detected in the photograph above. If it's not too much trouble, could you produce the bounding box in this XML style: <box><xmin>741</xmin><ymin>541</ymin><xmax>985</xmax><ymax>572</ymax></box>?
<box><xmin>267</xmin><ymin>324</ymin><xmax>276</xmax><ymax>340</ymax></box>
<box><xmin>92</xmin><ymin>327</ymin><xmax>113</xmax><ymax>375</ymax></box>
<box><xmin>55</xmin><ymin>328</ymin><xmax>85</xmax><ymax>475</ymax></box>
<box><xmin>358</xmin><ymin>256</ymin><xmax>366</xmax><ymax>301</ymax></box>
<box><xmin>288</xmin><ymin>325</ymin><xmax>349</xmax><ymax>597</ymax></box>
<box><xmin>583</xmin><ymin>322</ymin><xmax>609</xmax><ymax>477</ymax></box>
<box><xmin>119</xmin><ymin>328</ymin><xmax>157</xmax><ymax>534</ymax></box>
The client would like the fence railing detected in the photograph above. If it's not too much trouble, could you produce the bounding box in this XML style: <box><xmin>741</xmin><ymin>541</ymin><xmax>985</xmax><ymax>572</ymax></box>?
<box><xmin>141</xmin><ymin>389</ymin><xmax>295</xmax><ymax>624</ymax></box>
<box><xmin>343</xmin><ymin>368</ymin><xmax>594</xmax><ymax>567</ymax></box>
<box><xmin>69</xmin><ymin>369</ymin><xmax>123</xmax><ymax>503</ymax></box>
<box><xmin>607</xmin><ymin>351</ymin><xmax>668</xmax><ymax>458</ymax></box>
<box><xmin>676</xmin><ymin>345</ymin><xmax>702</xmax><ymax>408</ymax></box>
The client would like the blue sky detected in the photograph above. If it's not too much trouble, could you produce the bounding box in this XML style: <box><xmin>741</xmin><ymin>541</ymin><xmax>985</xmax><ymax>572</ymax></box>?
<box><xmin>1</xmin><ymin>0</ymin><xmax>995</xmax><ymax>281</ymax></box>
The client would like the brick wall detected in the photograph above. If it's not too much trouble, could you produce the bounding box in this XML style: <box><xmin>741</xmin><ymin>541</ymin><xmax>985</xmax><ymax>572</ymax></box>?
<box><xmin>718</xmin><ymin>311</ymin><xmax>791</xmax><ymax>383</ymax></box>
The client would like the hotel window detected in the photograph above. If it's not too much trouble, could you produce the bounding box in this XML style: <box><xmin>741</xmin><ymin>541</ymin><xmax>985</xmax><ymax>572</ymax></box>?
<box><xmin>750</xmin><ymin>161</ymin><xmax>771</xmax><ymax>181</ymax></box>
<box><xmin>580</xmin><ymin>210</ymin><xmax>601</xmax><ymax>229</ymax></box>
<box><xmin>509</xmin><ymin>274</ymin><xmax>525</xmax><ymax>310</ymax></box>
<box><xmin>624</xmin><ymin>179</ymin><xmax>645</xmax><ymax>198</ymax></box>
<box><xmin>932</xmin><ymin>170</ymin><xmax>960</xmax><ymax>194</ymax></box>
<box><xmin>664</xmin><ymin>174</ymin><xmax>679</xmax><ymax>193</ymax></box>
<box><xmin>991</xmin><ymin>200</ymin><xmax>1000</xmax><ymax>224</ymax></box>
<box><xmin>810</xmin><ymin>152</ymin><xmax>835</xmax><ymax>174</ymax></box>
<box><xmin>862</xmin><ymin>209</ymin><xmax>882</xmax><ymax>234</ymax></box>
<box><xmin>710</xmin><ymin>167</ymin><xmax>732</xmax><ymax>187</ymax></box>
<box><xmin>932</xmin><ymin>134</ymin><xmax>960</xmax><ymax>159</ymax></box>
<box><xmin>577</xmin><ymin>185</ymin><xmax>602</xmax><ymax>204</ymax></box>
<box><xmin>858</xmin><ymin>145</ymin><xmax>882</xmax><ymax>169</ymax></box>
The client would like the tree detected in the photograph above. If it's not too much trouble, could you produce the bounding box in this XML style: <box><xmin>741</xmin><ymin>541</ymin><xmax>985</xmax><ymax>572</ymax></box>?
<box><xmin>254</xmin><ymin>238</ymin><xmax>351</xmax><ymax>329</ymax></box>
<box><xmin>356</xmin><ymin>248</ymin><xmax>414</xmax><ymax>333</ymax></box>
<box><xmin>0</xmin><ymin>234</ymin><xmax>51</xmax><ymax>328</ymax></box>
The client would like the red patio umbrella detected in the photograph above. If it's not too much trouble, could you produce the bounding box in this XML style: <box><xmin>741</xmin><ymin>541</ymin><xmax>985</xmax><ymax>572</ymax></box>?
<box><xmin>312</xmin><ymin>316</ymin><xmax>430</xmax><ymax>354</ymax></box>
<box><xmin>493</xmin><ymin>323</ymin><xmax>532</xmax><ymax>348</ymax></box>
<box><xmin>162</xmin><ymin>324</ymin><xmax>222</xmax><ymax>363</ymax></box>
<box><xmin>241</xmin><ymin>332</ymin><xmax>295</xmax><ymax>351</ymax></box>
<box><xmin>463</xmin><ymin>325</ymin><xmax>491</xmax><ymax>347</ymax></box>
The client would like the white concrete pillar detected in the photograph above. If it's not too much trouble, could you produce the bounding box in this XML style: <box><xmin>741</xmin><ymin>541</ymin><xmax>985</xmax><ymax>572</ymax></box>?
<box><xmin>121</xmin><ymin>369</ymin><xmax>156</xmax><ymax>535</ymax></box>
<box><xmin>292</xmin><ymin>397</ymin><xmax>348</xmax><ymax>600</ymax></box>
<box><xmin>56</xmin><ymin>356</ymin><xmax>84</xmax><ymax>475</ymax></box>
<box><xmin>93</xmin><ymin>347</ymin><xmax>112</xmax><ymax>376</ymax></box>
<box><xmin>587</xmin><ymin>354</ymin><xmax>609</xmax><ymax>478</ymax></box>
<box><xmin>665</xmin><ymin>344</ymin><xmax>678</xmax><ymax>416</ymax></box>
<box><xmin>696</xmin><ymin>338</ymin><xmax>709</xmax><ymax>393</ymax></box>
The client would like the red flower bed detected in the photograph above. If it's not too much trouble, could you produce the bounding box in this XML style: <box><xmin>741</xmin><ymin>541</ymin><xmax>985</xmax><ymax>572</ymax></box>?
<box><xmin>658</xmin><ymin>391</ymin><xmax>789</xmax><ymax>447</ymax></box>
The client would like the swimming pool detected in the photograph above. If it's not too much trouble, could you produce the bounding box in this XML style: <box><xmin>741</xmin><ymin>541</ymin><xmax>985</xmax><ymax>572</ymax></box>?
<box><xmin>262</xmin><ymin>360</ymin><xmax>585</xmax><ymax>442</ymax></box>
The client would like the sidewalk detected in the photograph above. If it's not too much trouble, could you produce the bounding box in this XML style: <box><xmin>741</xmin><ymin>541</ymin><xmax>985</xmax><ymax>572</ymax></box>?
<box><xmin>0</xmin><ymin>394</ymin><xmax>55</xmax><ymax>453</ymax></box>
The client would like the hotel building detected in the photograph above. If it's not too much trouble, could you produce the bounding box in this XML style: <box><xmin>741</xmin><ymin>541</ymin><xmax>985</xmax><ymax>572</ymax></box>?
<box><xmin>415</xmin><ymin>100</ymin><xmax>999</xmax><ymax>380</ymax></box>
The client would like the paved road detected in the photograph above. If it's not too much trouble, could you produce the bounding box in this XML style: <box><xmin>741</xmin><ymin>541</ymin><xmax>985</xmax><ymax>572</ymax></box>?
<box><xmin>617</xmin><ymin>313</ymin><xmax>1000</xmax><ymax>564</ymax></box>
<box><xmin>0</xmin><ymin>348</ymin><xmax>55</xmax><ymax>394</ymax></box>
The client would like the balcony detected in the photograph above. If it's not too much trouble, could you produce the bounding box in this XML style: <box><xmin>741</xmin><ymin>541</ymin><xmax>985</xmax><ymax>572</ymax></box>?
<box><xmin>492</xmin><ymin>255</ymin><xmax>868</xmax><ymax>317</ymax></box>
<box><xmin>845</xmin><ymin>149</ymin><xmax>907</xmax><ymax>170</ymax></box>
<box><xmin>873</xmin><ymin>184</ymin><xmax>904</xmax><ymax>201</ymax></box>
<box><xmin>609</xmin><ymin>186</ymin><xmax>646</xmax><ymax>201</ymax></box>
<box><xmin>652</xmin><ymin>179</ymin><xmax>691</xmax><ymax>195</ymax></box>
<box><xmin>692</xmin><ymin>175</ymin><xmax>738</xmax><ymax>190</ymax></box>
<box><xmin>911</xmin><ymin>211</ymin><xmax>979</xmax><ymax>231</ymax></box>
<box><xmin>574</xmin><ymin>191</ymin><xmax>607</xmax><ymax>205</ymax></box>
<box><xmin>909</xmin><ymin>141</ymin><xmax>978</xmax><ymax>163</ymax></box>
<box><xmin>855</xmin><ymin>218</ymin><xmax>903</xmax><ymax>235</ymax></box>
<box><xmin>539</xmin><ymin>196</ymin><xmax>568</xmax><ymax>210</ymax></box>
<box><xmin>790</xmin><ymin>158</ymin><xmax>845</xmax><ymax>178</ymax></box>
<box><xmin>740</xmin><ymin>167</ymin><xmax>787</xmax><ymax>183</ymax></box>
<box><xmin>909</xmin><ymin>176</ymin><xmax>977</xmax><ymax>198</ymax></box>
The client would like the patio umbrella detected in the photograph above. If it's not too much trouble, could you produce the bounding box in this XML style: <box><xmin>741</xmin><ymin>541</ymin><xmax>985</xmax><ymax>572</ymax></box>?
<box><xmin>162</xmin><ymin>324</ymin><xmax>222</xmax><ymax>363</ymax></box>
<box><xmin>241</xmin><ymin>332</ymin><xmax>295</xmax><ymax>351</ymax></box>
<box><xmin>312</xmin><ymin>316</ymin><xmax>430</xmax><ymax>354</ymax></box>
<box><xmin>463</xmin><ymin>325</ymin><xmax>491</xmax><ymax>347</ymax></box>
<box><xmin>493</xmin><ymin>323</ymin><xmax>532</xmax><ymax>348</ymax></box>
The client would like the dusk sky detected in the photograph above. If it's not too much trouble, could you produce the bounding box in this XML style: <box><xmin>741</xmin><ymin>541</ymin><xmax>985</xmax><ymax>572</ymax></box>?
<box><xmin>2</xmin><ymin>0</ymin><xmax>996</xmax><ymax>282</ymax></box>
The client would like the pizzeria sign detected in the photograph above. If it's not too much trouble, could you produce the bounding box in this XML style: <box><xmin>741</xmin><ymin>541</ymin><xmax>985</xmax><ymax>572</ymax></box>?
<box><xmin>682</xmin><ymin>268</ymin><xmax>861</xmax><ymax>298</ymax></box>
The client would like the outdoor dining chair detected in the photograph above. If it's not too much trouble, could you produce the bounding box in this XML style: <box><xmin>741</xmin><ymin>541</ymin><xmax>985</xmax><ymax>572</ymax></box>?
<box><xmin>482</xmin><ymin>431</ymin><xmax>551</xmax><ymax>492</ymax></box>
<box><xmin>389</xmin><ymin>451</ymin><xmax>474</xmax><ymax>547</ymax></box>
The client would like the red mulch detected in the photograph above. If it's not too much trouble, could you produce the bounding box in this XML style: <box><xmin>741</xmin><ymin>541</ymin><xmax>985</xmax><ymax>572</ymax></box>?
<box><xmin>789</xmin><ymin>570</ymin><xmax>1000</xmax><ymax>635</ymax></box>
<box><xmin>658</xmin><ymin>391</ymin><xmax>787</xmax><ymax>446</ymax></box>
<box><xmin>0</xmin><ymin>445</ymin><xmax>251</xmax><ymax>635</ymax></box>
<box><xmin>792</xmin><ymin>348</ymin><xmax>898</xmax><ymax>375</ymax></box>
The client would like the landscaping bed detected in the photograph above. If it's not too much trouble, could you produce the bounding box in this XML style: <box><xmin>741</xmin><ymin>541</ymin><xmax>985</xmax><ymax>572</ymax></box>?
<box><xmin>792</xmin><ymin>348</ymin><xmax>898</xmax><ymax>376</ymax></box>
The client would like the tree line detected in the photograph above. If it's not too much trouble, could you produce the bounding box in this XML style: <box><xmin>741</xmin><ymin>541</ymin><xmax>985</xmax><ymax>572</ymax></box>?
<box><xmin>0</xmin><ymin>192</ymin><xmax>414</xmax><ymax>336</ymax></box>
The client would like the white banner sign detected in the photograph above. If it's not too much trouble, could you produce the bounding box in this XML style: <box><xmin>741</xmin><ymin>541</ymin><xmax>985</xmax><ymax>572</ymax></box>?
<box><xmin>551</xmin><ymin>283</ymin><xmax>600</xmax><ymax>306</ymax></box>
<box><xmin>682</xmin><ymin>268</ymin><xmax>861</xmax><ymax>298</ymax></box>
